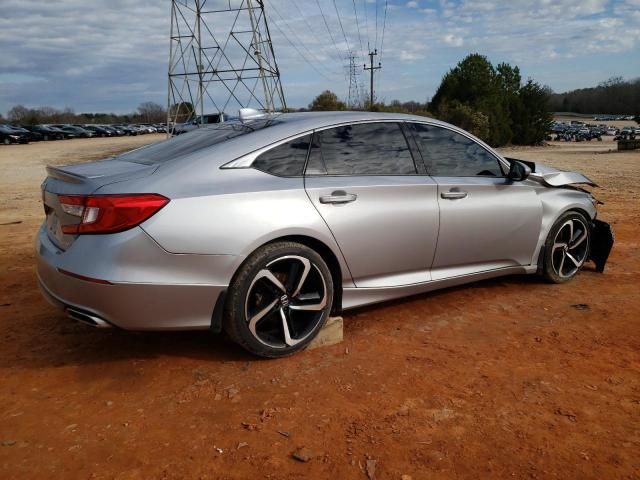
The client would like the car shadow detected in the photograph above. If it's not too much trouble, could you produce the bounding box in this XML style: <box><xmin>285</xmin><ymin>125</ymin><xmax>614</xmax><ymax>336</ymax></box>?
<box><xmin>2</xmin><ymin>313</ymin><xmax>257</xmax><ymax>371</ymax></box>
<box><xmin>5</xmin><ymin>266</ymin><xmax>604</xmax><ymax>371</ymax></box>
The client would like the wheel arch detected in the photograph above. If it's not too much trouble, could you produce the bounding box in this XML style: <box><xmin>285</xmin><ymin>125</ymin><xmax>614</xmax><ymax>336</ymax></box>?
<box><xmin>226</xmin><ymin>234</ymin><xmax>345</xmax><ymax>315</ymax></box>
<box><xmin>536</xmin><ymin>206</ymin><xmax>594</xmax><ymax>274</ymax></box>
<box><xmin>265</xmin><ymin>234</ymin><xmax>344</xmax><ymax>314</ymax></box>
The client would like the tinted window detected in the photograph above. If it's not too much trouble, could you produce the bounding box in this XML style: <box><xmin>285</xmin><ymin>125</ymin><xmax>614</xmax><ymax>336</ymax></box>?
<box><xmin>409</xmin><ymin>123</ymin><xmax>503</xmax><ymax>177</ymax></box>
<box><xmin>306</xmin><ymin>122</ymin><xmax>416</xmax><ymax>176</ymax></box>
<box><xmin>117</xmin><ymin>119</ymin><xmax>280</xmax><ymax>165</ymax></box>
<box><xmin>252</xmin><ymin>134</ymin><xmax>312</xmax><ymax>176</ymax></box>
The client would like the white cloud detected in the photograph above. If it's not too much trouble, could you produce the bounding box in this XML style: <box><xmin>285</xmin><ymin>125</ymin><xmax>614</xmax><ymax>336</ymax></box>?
<box><xmin>443</xmin><ymin>34</ymin><xmax>464</xmax><ymax>47</ymax></box>
<box><xmin>0</xmin><ymin>0</ymin><xmax>638</xmax><ymax>111</ymax></box>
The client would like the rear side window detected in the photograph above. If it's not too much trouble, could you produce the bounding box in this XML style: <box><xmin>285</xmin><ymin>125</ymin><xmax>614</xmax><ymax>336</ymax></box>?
<box><xmin>117</xmin><ymin>119</ymin><xmax>279</xmax><ymax>165</ymax></box>
<box><xmin>252</xmin><ymin>134</ymin><xmax>312</xmax><ymax>177</ymax></box>
<box><xmin>306</xmin><ymin>122</ymin><xmax>416</xmax><ymax>176</ymax></box>
<box><xmin>409</xmin><ymin>123</ymin><xmax>504</xmax><ymax>177</ymax></box>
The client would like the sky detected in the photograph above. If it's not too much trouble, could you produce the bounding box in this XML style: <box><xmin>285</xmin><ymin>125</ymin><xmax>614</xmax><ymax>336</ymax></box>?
<box><xmin>0</xmin><ymin>0</ymin><xmax>639</xmax><ymax>116</ymax></box>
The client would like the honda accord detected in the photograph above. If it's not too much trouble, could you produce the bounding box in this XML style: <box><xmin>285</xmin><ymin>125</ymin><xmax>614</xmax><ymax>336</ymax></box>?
<box><xmin>36</xmin><ymin>110</ymin><xmax>613</xmax><ymax>357</ymax></box>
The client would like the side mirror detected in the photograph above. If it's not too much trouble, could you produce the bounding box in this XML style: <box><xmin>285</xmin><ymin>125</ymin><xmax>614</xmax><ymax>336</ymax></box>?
<box><xmin>508</xmin><ymin>160</ymin><xmax>531</xmax><ymax>181</ymax></box>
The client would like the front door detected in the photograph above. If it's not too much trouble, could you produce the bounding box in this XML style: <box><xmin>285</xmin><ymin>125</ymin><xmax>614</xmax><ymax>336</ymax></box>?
<box><xmin>406</xmin><ymin>122</ymin><xmax>542</xmax><ymax>280</ymax></box>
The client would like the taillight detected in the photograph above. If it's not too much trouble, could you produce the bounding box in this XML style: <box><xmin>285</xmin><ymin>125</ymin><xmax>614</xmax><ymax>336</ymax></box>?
<box><xmin>59</xmin><ymin>194</ymin><xmax>169</xmax><ymax>234</ymax></box>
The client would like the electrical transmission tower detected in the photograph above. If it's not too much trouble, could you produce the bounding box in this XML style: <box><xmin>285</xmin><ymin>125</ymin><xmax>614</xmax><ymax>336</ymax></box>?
<box><xmin>167</xmin><ymin>0</ymin><xmax>286</xmax><ymax>134</ymax></box>
<box><xmin>346</xmin><ymin>54</ymin><xmax>361</xmax><ymax>109</ymax></box>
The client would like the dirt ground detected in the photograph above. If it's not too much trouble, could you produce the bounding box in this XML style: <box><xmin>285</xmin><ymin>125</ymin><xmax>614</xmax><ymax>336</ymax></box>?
<box><xmin>0</xmin><ymin>135</ymin><xmax>639</xmax><ymax>479</ymax></box>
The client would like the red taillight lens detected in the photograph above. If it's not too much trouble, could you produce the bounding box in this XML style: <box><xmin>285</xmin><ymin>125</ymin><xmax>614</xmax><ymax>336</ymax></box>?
<box><xmin>59</xmin><ymin>194</ymin><xmax>169</xmax><ymax>234</ymax></box>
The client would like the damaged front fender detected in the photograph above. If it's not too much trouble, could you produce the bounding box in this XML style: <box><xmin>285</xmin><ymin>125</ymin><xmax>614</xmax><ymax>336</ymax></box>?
<box><xmin>532</xmin><ymin>170</ymin><xmax>599</xmax><ymax>188</ymax></box>
<box><xmin>505</xmin><ymin>157</ymin><xmax>598</xmax><ymax>187</ymax></box>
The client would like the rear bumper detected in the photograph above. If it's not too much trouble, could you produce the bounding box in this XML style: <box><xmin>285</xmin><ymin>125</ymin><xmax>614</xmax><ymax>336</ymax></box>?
<box><xmin>35</xmin><ymin>225</ymin><xmax>239</xmax><ymax>330</ymax></box>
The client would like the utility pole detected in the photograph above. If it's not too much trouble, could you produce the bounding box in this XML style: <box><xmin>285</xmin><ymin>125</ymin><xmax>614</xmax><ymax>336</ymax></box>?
<box><xmin>363</xmin><ymin>49</ymin><xmax>381</xmax><ymax>111</ymax></box>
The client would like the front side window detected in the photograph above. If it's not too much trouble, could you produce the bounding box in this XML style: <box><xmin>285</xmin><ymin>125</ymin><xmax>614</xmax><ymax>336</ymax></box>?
<box><xmin>252</xmin><ymin>134</ymin><xmax>312</xmax><ymax>177</ymax></box>
<box><xmin>305</xmin><ymin>122</ymin><xmax>416</xmax><ymax>176</ymax></box>
<box><xmin>409</xmin><ymin>123</ymin><xmax>504</xmax><ymax>177</ymax></box>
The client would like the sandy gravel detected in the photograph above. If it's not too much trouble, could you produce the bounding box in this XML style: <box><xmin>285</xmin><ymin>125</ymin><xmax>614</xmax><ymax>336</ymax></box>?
<box><xmin>0</xmin><ymin>135</ymin><xmax>639</xmax><ymax>479</ymax></box>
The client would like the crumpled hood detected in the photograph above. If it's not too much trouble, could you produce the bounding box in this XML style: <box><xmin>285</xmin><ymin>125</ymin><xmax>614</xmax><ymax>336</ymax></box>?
<box><xmin>530</xmin><ymin>162</ymin><xmax>598</xmax><ymax>187</ymax></box>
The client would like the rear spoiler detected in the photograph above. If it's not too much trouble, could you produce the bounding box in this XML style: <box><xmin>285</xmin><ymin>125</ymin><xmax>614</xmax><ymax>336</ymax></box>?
<box><xmin>45</xmin><ymin>165</ymin><xmax>85</xmax><ymax>184</ymax></box>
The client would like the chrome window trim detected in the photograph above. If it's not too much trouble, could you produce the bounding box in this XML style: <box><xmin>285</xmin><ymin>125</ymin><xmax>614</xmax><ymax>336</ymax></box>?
<box><xmin>220</xmin><ymin>130</ymin><xmax>315</xmax><ymax>169</ymax></box>
<box><xmin>405</xmin><ymin>120</ymin><xmax>511</xmax><ymax>176</ymax></box>
<box><xmin>221</xmin><ymin>118</ymin><xmax>510</xmax><ymax>176</ymax></box>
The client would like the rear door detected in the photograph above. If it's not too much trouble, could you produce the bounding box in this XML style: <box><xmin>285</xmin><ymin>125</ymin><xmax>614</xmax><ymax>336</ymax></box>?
<box><xmin>304</xmin><ymin>122</ymin><xmax>439</xmax><ymax>288</ymax></box>
<box><xmin>407</xmin><ymin>122</ymin><xmax>542</xmax><ymax>280</ymax></box>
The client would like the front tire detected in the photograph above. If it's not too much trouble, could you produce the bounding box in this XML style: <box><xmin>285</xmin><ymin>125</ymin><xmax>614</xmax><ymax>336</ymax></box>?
<box><xmin>224</xmin><ymin>242</ymin><xmax>334</xmax><ymax>358</ymax></box>
<box><xmin>542</xmin><ymin>211</ymin><xmax>591</xmax><ymax>283</ymax></box>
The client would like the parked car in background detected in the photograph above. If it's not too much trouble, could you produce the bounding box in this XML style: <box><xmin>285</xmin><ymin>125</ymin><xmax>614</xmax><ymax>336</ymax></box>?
<box><xmin>102</xmin><ymin>125</ymin><xmax>124</xmax><ymax>136</ymax></box>
<box><xmin>81</xmin><ymin>125</ymin><xmax>113</xmax><ymax>137</ymax></box>
<box><xmin>174</xmin><ymin>113</ymin><xmax>226</xmax><ymax>134</ymax></box>
<box><xmin>51</xmin><ymin>125</ymin><xmax>94</xmax><ymax>138</ymax></box>
<box><xmin>0</xmin><ymin>124</ymin><xmax>30</xmax><ymax>144</ymax></box>
<box><xmin>35</xmin><ymin>110</ymin><xmax>614</xmax><ymax>358</ymax></box>
<box><xmin>113</xmin><ymin>125</ymin><xmax>137</xmax><ymax>136</ymax></box>
<box><xmin>7</xmin><ymin>125</ymin><xmax>43</xmax><ymax>142</ymax></box>
<box><xmin>22</xmin><ymin>125</ymin><xmax>65</xmax><ymax>140</ymax></box>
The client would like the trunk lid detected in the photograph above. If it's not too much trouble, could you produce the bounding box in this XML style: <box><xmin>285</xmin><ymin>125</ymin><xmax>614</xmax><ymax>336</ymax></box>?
<box><xmin>42</xmin><ymin>159</ymin><xmax>157</xmax><ymax>250</ymax></box>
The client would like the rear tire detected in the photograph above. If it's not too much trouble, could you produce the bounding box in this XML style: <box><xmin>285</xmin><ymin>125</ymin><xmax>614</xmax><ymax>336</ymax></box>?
<box><xmin>223</xmin><ymin>242</ymin><xmax>334</xmax><ymax>358</ymax></box>
<box><xmin>541</xmin><ymin>211</ymin><xmax>591</xmax><ymax>283</ymax></box>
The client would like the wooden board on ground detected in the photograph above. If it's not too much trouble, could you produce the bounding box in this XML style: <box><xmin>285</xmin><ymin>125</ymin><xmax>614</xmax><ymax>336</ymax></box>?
<box><xmin>308</xmin><ymin>316</ymin><xmax>343</xmax><ymax>350</ymax></box>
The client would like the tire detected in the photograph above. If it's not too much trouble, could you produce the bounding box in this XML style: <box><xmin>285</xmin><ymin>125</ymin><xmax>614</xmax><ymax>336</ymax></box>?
<box><xmin>2</xmin><ymin>138</ymin><xmax>9</xmax><ymax>145</ymax></box>
<box><xmin>223</xmin><ymin>241</ymin><xmax>334</xmax><ymax>358</ymax></box>
<box><xmin>541</xmin><ymin>211</ymin><xmax>591</xmax><ymax>283</ymax></box>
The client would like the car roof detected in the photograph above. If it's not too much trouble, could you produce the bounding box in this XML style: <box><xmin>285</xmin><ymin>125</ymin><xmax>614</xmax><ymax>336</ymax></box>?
<box><xmin>142</xmin><ymin>110</ymin><xmax>506</xmax><ymax>174</ymax></box>
<box><xmin>267</xmin><ymin>110</ymin><xmax>443</xmax><ymax>133</ymax></box>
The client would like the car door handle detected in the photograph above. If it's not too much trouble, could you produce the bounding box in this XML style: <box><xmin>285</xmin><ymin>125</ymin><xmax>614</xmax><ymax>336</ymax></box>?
<box><xmin>441</xmin><ymin>191</ymin><xmax>468</xmax><ymax>199</ymax></box>
<box><xmin>319</xmin><ymin>191</ymin><xmax>358</xmax><ymax>204</ymax></box>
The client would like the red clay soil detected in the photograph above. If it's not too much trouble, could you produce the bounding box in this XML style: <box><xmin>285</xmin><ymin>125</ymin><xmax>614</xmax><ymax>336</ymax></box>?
<box><xmin>0</xmin><ymin>138</ymin><xmax>638</xmax><ymax>479</ymax></box>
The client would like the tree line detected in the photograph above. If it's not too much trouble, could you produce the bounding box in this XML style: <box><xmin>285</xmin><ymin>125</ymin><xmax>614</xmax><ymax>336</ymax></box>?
<box><xmin>308</xmin><ymin>54</ymin><xmax>638</xmax><ymax>147</ymax></box>
<box><xmin>548</xmin><ymin>77</ymin><xmax>640</xmax><ymax>115</ymax></box>
<box><xmin>308</xmin><ymin>54</ymin><xmax>554</xmax><ymax>147</ymax></box>
<box><xmin>1</xmin><ymin>102</ymin><xmax>167</xmax><ymax>126</ymax></box>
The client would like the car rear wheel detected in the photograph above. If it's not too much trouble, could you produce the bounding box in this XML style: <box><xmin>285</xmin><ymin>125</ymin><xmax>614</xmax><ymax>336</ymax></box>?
<box><xmin>224</xmin><ymin>242</ymin><xmax>333</xmax><ymax>358</ymax></box>
<box><xmin>542</xmin><ymin>211</ymin><xmax>591</xmax><ymax>283</ymax></box>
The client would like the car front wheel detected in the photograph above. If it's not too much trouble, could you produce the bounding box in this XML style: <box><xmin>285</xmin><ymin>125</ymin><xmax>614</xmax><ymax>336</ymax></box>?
<box><xmin>224</xmin><ymin>242</ymin><xmax>333</xmax><ymax>358</ymax></box>
<box><xmin>542</xmin><ymin>211</ymin><xmax>591</xmax><ymax>283</ymax></box>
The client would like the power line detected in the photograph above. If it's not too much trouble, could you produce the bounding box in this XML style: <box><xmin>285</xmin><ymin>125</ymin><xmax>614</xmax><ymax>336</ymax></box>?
<box><xmin>269</xmin><ymin>2</ymin><xmax>341</xmax><ymax>78</ymax></box>
<box><xmin>332</xmin><ymin>0</ymin><xmax>352</xmax><ymax>54</ymax></box>
<box><xmin>361</xmin><ymin>0</ymin><xmax>370</xmax><ymax>50</ymax></box>
<box><xmin>375</xmin><ymin>0</ymin><xmax>379</xmax><ymax>50</ymax></box>
<box><xmin>377</xmin><ymin>0</ymin><xmax>388</xmax><ymax>96</ymax></box>
<box><xmin>314</xmin><ymin>0</ymin><xmax>347</xmax><ymax>62</ymax></box>
<box><xmin>285</xmin><ymin>0</ymin><xmax>344</xmax><ymax>69</ymax></box>
<box><xmin>380</xmin><ymin>0</ymin><xmax>388</xmax><ymax>57</ymax></box>
<box><xmin>352</xmin><ymin>0</ymin><xmax>364</xmax><ymax>56</ymax></box>
<box><xmin>266</xmin><ymin>13</ymin><xmax>335</xmax><ymax>82</ymax></box>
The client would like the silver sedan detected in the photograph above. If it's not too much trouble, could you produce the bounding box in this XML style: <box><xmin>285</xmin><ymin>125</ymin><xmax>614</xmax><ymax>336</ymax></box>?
<box><xmin>36</xmin><ymin>111</ymin><xmax>613</xmax><ymax>357</ymax></box>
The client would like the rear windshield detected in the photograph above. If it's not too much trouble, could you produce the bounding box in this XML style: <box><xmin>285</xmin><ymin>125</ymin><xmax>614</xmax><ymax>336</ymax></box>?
<box><xmin>118</xmin><ymin>119</ymin><xmax>279</xmax><ymax>165</ymax></box>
